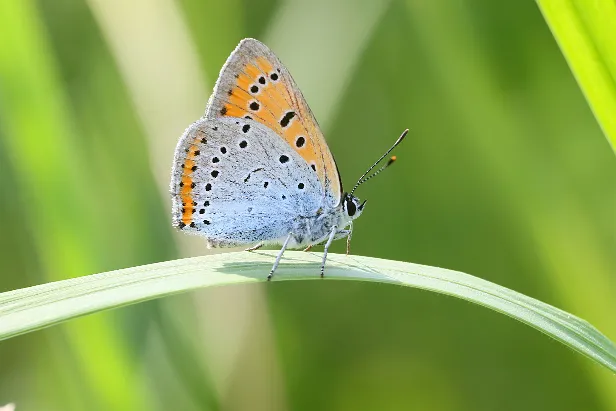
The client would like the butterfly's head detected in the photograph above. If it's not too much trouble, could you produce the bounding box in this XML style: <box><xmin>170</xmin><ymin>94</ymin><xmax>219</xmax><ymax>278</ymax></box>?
<box><xmin>342</xmin><ymin>193</ymin><xmax>366</xmax><ymax>220</ymax></box>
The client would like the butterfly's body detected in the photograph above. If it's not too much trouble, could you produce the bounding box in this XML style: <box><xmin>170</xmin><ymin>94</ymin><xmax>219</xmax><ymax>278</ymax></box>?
<box><xmin>171</xmin><ymin>38</ymin><xmax>399</xmax><ymax>279</ymax></box>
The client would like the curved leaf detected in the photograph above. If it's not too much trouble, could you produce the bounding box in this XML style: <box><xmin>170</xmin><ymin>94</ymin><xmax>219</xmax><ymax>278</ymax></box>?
<box><xmin>0</xmin><ymin>251</ymin><xmax>614</xmax><ymax>373</ymax></box>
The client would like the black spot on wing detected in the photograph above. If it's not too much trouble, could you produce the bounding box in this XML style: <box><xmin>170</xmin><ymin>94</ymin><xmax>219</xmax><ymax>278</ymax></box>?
<box><xmin>280</xmin><ymin>111</ymin><xmax>296</xmax><ymax>128</ymax></box>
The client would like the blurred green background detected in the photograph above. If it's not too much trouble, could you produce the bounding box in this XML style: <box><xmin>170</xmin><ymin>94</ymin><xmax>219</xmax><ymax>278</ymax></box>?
<box><xmin>0</xmin><ymin>0</ymin><xmax>614</xmax><ymax>410</ymax></box>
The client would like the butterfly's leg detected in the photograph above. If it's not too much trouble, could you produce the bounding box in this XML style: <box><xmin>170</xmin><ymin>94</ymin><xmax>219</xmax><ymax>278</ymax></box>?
<box><xmin>245</xmin><ymin>243</ymin><xmax>263</xmax><ymax>252</ymax></box>
<box><xmin>268</xmin><ymin>233</ymin><xmax>293</xmax><ymax>281</ymax></box>
<box><xmin>321</xmin><ymin>225</ymin><xmax>338</xmax><ymax>278</ymax></box>
<box><xmin>346</xmin><ymin>222</ymin><xmax>353</xmax><ymax>255</ymax></box>
<box><xmin>306</xmin><ymin>229</ymin><xmax>348</xmax><ymax>252</ymax></box>
<box><xmin>332</xmin><ymin>230</ymin><xmax>350</xmax><ymax>241</ymax></box>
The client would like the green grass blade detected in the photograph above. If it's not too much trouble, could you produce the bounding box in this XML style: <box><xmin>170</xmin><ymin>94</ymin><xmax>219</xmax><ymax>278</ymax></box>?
<box><xmin>1</xmin><ymin>252</ymin><xmax>615</xmax><ymax>373</ymax></box>
<box><xmin>537</xmin><ymin>0</ymin><xmax>616</xmax><ymax>154</ymax></box>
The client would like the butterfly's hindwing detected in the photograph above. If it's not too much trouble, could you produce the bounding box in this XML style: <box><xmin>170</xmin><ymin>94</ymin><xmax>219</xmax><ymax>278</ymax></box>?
<box><xmin>205</xmin><ymin>38</ymin><xmax>342</xmax><ymax>207</ymax></box>
<box><xmin>170</xmin><ymin>117</ymin><xmax>322</xmax><ymax>246</ymax></box>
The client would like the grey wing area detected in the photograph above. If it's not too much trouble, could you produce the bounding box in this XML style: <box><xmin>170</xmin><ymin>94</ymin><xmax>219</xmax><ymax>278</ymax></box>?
<box><xmin>170</xmin><ymin>117</ymin><xmax>323</xmax><ymax>247</ymax></box>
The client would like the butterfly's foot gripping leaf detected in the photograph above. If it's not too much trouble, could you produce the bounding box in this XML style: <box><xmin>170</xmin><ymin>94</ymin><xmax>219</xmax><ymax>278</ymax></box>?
<box><xmin>245</xmin><ymin>243</ymin><xmax>263</xmax><ymax>252</ymax></box>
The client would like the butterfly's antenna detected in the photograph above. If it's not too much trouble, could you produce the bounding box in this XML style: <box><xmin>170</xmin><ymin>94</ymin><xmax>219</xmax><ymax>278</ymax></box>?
<box><xmin>349</xmin><ymin>129</ymin><xmax>408</xmax><ymax>196</ymax></box>
<box><xmin>357</xmin><ymin>156</ymin><xmax>397</xmax><ymax>185</ymax></box>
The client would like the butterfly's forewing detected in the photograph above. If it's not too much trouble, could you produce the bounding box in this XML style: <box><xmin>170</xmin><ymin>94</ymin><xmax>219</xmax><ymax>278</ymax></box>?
<box><xmin>204</xmin><ymin>38</ymin><xmax>342</xmax><ymax>207</ymax></box>
<box><xmin>170</xmin><ymin>117</ymin><xmax>322</xmax><ymax>246</ymax></box>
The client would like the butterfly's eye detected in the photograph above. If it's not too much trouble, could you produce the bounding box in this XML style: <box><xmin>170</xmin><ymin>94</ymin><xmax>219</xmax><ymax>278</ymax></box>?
<box><xmin>346</xmin><ymin>198</ymin><xmax>357</xmax><ymax>217</ymax></box>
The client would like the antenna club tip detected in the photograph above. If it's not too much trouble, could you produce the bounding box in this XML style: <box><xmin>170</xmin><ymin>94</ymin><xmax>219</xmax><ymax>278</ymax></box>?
<box><xmin>395</xmin><ymin>129</ymin><xmax>409</xmax><ymax>144</ymax></box>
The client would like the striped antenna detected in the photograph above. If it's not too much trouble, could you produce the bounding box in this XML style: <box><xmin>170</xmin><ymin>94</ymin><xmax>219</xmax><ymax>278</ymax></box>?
<box><xmin>349</xmin><ymin>129</ymin><xmax>408</xmax><ymax>196</ymax></box>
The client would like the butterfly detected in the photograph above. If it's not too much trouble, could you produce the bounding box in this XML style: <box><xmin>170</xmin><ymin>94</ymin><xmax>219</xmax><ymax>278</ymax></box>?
<box><xmin>170</xmin><ymin>38</ymin><xmax>406</xmax><ymax>280</ymax></box>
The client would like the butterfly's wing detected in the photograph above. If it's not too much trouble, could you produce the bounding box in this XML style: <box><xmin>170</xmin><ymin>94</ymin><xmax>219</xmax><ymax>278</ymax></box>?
<box><xmin>170</xmin><ymin>117</ymin><xmax>322</xmax><ymax>247</ymax></box>
<box><xmin>204</xmin><ymin>38</ymin><xmax>342</xmax><ymax>208</ymax></box>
